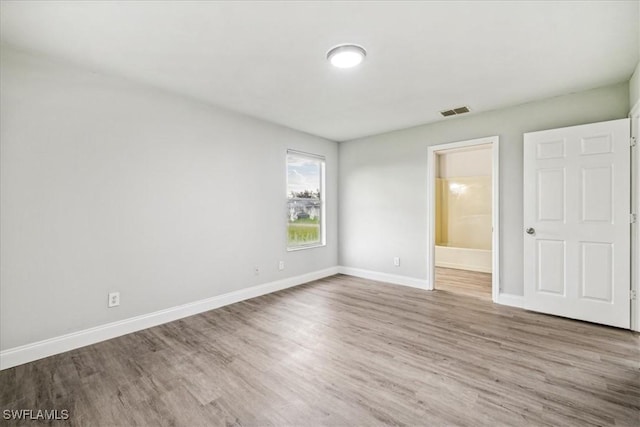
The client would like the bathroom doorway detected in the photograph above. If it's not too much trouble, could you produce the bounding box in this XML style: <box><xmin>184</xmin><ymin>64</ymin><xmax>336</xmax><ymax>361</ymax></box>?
<box><xmin>427</xmin><ymin>136</ymin><xmax>500</xmax><ymax>302</ymax></box>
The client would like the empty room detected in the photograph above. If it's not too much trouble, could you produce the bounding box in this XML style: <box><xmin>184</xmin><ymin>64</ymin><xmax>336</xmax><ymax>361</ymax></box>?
<box><xmin>1</xmin><ymin>1</ymin><xmax>639</xmax><ymax>426</ymax></box>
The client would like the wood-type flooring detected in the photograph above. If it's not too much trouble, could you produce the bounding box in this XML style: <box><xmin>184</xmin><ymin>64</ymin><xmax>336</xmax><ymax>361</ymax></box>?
<box><xmin>1</xmin><ymin>274</ymin><xmax>638</xmax><ymax>426</ymax></box>
<box><xmin>435</xmin><ymin>267</ymin><xmax>492</xmax><ymax>301</ymax></box>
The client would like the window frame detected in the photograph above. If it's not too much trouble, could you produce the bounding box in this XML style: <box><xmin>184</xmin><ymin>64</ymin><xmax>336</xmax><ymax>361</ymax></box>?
<box><xmin>286</xmin><ymin>149</ymin><xmax>326</xmax><ymax>251</ymax></box>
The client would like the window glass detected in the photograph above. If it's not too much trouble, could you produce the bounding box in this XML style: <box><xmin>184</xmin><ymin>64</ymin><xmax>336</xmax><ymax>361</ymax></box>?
<box><xmin>287</xmin><ymin>151</ymin><xmax>324</xmax><ymax>249</ymax></box>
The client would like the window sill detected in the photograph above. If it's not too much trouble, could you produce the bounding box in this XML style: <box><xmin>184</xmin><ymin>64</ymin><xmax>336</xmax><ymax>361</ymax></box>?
<box><xmin>286</xmin><ymin>243</ymin><xmax>326</xmax><ymax>252</ymax></box>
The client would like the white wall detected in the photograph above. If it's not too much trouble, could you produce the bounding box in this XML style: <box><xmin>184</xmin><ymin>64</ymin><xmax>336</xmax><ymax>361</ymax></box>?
<box><xmin>437</xmin><ymin>146</ymin><xmax>492</xmax><ymax>178</ymax></box>
<box><xmin>631</xmin><ymin>62</ymin><xmax>640</xmax><ymax>110</ymax></box>
<box><xmin>0</xmin><ymin>46</ymin><xmax>338</xmax><ymax>351</ymax></box>
<box><xmin>339</xmin><ymin>83</ymin><xmax>629</xmax><ymax>296</ymax></box>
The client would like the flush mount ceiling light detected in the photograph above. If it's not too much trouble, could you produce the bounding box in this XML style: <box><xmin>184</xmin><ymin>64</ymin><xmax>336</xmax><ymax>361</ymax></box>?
<box><xmin>327</xmin><ymin>44</ymin><xmax>366</xmax><ymax>68</ymax></box>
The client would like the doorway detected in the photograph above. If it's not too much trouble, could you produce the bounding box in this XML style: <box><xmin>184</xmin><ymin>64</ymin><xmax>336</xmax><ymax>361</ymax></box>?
<box><xmin>427</xmin><ymin>136</ymin><xmax>500</xmax><ymax>302</ymax></box>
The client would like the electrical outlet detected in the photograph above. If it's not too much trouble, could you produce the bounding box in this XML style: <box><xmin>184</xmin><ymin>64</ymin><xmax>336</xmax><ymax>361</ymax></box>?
<box><xmin>393</xmin><ymin>257</ymin><xmax>400</xmax><ymax>267</ymax></box>
<box><xmin>278</xmin><ymin>261</ymin><xmax>285</xmax><ymax>271</ymax></box>
<box><xmin>108</xmin><ymin>292</ymin><xmax>120</xmax><ymax>308</ymax></box>
<box><xmin>254</xmin><ymin>266</ymin><xmax>260</xmax><ymax>276</ymax></box>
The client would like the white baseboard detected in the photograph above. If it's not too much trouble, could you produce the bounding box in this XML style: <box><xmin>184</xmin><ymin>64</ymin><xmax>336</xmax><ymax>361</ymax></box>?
<box><xmin>0</xmin><ymin>267</ymin><xmax>339</xmax><ymax>370</ymax></box>
<box><xmin>434</xmin><ymin>261</ymin><xmax>492</xmax><ymax>274</ymax></box>
<box><xmin>338</xmin><ymin>266</ymin><xmax>429</xmax><ymax>290</ymax></box>
<box><xmin>496</xmin><ymin>292</ymin><xmax>525</xmax><ymax>308</ymax></box>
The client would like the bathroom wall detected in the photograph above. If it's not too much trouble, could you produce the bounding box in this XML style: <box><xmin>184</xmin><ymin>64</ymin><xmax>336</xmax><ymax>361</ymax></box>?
<box><xmin>436</xmin><ymin>146</ymin><xmax>492</xmax><ymax>250</ymax></box>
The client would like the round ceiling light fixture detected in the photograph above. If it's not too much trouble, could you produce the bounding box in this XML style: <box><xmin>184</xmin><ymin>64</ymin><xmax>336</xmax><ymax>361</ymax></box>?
<box><xmin>327</xmin><ymin>44</ymin><xmax>366</xmax><ymax>68</ymax></box>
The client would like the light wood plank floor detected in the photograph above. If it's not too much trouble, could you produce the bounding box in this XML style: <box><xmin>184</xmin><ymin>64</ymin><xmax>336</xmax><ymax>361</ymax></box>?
<box><xmin>435</xmin><ymin>267</ymin><xmax>492</xmax><ymax>301</ymax></box>
<box><xmin>1</xmin><ymin>274</ymin><xmax>639</xmax><ymax>426</ymax></box>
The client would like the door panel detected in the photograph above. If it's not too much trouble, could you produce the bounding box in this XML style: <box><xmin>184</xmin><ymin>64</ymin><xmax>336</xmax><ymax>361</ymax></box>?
<box><xmin>536</xmin><ymin>139</ymin><xmax>565</xmax><ymax>159</ymax></box>
<box><xmin>580</xmin><ymin>242</ymin><xmax>612</xmax><ymax>302</ymax></box>
<box><xmin>537</xmin><ymin>240</ymin><xmax>565</xmax><ymax>295</ymax></box>
<box><xmin>581</xmin><ymin>134</ymin><xmax>613</xmax><ymax>155</ymax></box>
<box><xmin>524</xmin><ymin>118</ymin><xmax>630</xmax><ymax>328</ymax></box>
<box><xmin>581</xmin><ymin>166</ymin><xmax>612</xmax><ymax>222</ymax></box>
<box><xmin>537</xmin><ymin>168</ymin><xmax>565</xmax><ymax>221</ymax></box>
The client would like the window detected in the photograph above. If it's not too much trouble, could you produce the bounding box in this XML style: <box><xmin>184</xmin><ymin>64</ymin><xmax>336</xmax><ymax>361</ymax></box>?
<box><xmin>287</xmin><ymin>150</ymin><xmax>325</xmax><ymax>250</ymax></box>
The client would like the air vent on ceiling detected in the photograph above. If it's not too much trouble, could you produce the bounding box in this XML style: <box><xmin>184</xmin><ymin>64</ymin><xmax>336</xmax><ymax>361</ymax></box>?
<box><xmin>440</xmin><ymin>106</ymin><xmax>471</xmax><ymax>117</ymax></box>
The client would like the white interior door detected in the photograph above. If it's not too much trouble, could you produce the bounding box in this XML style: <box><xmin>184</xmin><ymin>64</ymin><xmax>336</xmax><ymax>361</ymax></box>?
<box><xmin>523</xmin><ymin>119</ymin><xmax>630</xmax><ymax>328</ymax></box>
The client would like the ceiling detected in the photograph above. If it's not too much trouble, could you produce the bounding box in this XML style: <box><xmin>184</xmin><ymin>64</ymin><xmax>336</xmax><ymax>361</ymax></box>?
<box><xmin>1</xmin><ymin>1</ymin><xmax>638</xmax><ymax>141</ymax></box>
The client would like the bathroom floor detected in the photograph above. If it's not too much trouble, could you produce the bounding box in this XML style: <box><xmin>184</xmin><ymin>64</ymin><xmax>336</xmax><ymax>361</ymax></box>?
<box><xmin>435</xmin><ymin>267</ymin><xmax>492</xmax><ymax>301</ymax></box>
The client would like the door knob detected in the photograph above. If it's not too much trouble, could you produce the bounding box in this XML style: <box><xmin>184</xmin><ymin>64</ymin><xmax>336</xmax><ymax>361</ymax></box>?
<box><xmin>526</xmin><ymin>227</ymin><xmax>535</xmax><ymax>235</ymax></box>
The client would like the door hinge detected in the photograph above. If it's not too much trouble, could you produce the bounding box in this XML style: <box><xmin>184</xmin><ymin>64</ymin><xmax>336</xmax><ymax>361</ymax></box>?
<box><xmin>631</xmin><ymin>290</ymin><xmax>637</xmax><ymax>301</ymax></box>
<box><xmin>630</xmin><ymin>213</ymin><xmax>637</xmax><ymax>224</ymax></box>
<box><xmin>631</xmin><ymin>137</ymin><xmax>637</xmax><ymax>147</ymax></box>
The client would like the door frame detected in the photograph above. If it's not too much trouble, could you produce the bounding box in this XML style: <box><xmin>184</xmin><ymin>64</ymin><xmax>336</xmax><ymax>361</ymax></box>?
<box><xmin>426</xmin><ymin>136</ymin><xmax>500</xmax><ymax>302</ymax></box>
<box><xmin>631</xmin><ymin>100</ymin><xmax>640</xmax><ymax>332</ymax></box>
